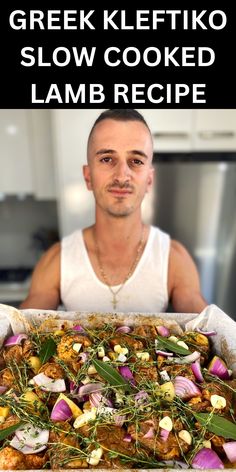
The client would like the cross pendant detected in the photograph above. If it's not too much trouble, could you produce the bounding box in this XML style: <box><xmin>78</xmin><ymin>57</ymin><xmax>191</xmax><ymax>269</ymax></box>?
<box><xmin>111</xmin><ymin>294</ymin><xmax>118</xmax><ymax>310</ymax></box>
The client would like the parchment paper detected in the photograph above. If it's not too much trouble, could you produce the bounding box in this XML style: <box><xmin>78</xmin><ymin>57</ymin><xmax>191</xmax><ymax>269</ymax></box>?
<box><xmin>0</xmin><ymin>302</ymin><xmax>236</xmax><ymax>472</ymax></box>
<box><xmin>0</xmin><ymin>303</ymin><xmax>236</xmax><ymax>373</ymax></box>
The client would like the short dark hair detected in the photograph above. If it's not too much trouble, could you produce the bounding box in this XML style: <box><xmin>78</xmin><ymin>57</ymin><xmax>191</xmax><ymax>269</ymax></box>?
<box><xmin>88</xmin><ymin>108</ymin><xmax>151</xmax><ymax>144</ymax></box>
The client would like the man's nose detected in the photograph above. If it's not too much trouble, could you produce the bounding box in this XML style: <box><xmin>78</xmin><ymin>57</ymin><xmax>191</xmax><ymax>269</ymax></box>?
<box><xmin>113</xmin><ymin>161</ymin><xmax>131</xmax><ymax>181</ymax></box>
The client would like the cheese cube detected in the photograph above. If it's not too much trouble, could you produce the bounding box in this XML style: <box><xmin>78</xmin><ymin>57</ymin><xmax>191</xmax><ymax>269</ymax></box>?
<box><xmin>98</xmin><ymin>346</ymin><xmax>105</xmax><ymax>358</ymax></box>
<box><xmin>73</xmin><ymin>343</ymin><xmax>82</xmax><ymax>353</ymax></box>
<box><xmin>136</xmin><ymin>352</ymin><xmax>150</xmax><ymax>361</ymax></box>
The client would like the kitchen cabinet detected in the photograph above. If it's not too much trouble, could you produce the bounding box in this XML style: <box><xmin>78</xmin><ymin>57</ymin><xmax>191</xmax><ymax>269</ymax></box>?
<box><xmin>193</xmin><ymin>110</ymin><xmax>236</xmax><ymax>151</ymax></box>
<box><xmin>0</xmin><ymin>109</ymin><xmax>33</xmax><ymax>194</ymax></box>
<box><xmin>141</xmin><ymin>110</ymin><xmax>193</xmax><ymax>152</ymax></box>
<box><xmin>141</xmin><ymin>109</ymin><xmax>236</xmax><ymax>152</ymax></box>
<box><xmin>0</xmin><ymin>110</ymin><xmax>56</xmax><ymax>198</ymax></box>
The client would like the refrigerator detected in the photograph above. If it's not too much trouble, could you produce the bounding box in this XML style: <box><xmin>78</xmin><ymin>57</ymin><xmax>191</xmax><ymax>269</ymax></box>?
<box><xmin>151</xmin><ymin>152</ymin><xmax>236</xmax><ymax>319</ymax></box>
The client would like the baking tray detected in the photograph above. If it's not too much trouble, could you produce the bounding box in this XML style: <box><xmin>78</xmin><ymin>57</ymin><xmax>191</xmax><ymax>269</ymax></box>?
<box><xmin>0</xmin><ymin>303</ymin><xmax>236</xmax><ymax>472</ymax></box>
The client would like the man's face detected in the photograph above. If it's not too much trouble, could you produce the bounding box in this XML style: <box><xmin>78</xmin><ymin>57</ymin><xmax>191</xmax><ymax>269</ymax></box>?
<box><xmin>83</xmin><ymin>119</ymin><xmax>154</xmax><ymax>218</ymax></box>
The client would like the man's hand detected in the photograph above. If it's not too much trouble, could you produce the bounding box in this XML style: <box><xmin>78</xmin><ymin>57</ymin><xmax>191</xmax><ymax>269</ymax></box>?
<box><xmin>168</xmin><ymin>240</ymin><xmax>207</xmax><ymax>313</ymax></box>
<box><xmin>20</xmin><ymin>242</ymin><xmax>61</xmax><ymax>310</ymax></box>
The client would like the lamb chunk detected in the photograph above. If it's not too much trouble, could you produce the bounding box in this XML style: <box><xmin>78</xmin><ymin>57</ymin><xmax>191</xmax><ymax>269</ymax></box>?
<box><xmin>38</xmin><ymin>361</ymin><xmax>65</xmax><ymax>379</ymax></box>
<box><xmin>0</xmin><ymin>368</ymin><xmax>15</xmax><ymax>388</ymax></box>
<box><xmin>201</xmin><ymin>381</ymin><xmax>233</xmax><ymax>413</ymax></box>
<box><xmin>49</xmin><ymin>421</ymin><xmax>88</xmax><ymax>468</ymax></box>
<box><xmin>132</xmin><ymin>325</ymin><xmax>158</xmax><ymax>342</ymax></box>
<box><xmin>24</xmin><ymin>453</ymin><xmax>48</xmax><ymax>469</ymax></box>
<box><xmin>95</xmin><ymin>425</ymin><xmax>135</xmax><ymax>468</ymax></box>
<box><xmin>163</xmin><ymin>364</ymin><xmax>196</xmax><ymax>381</ymax></box>
<box><xmin>3</xmin><ymin>340</ymin><xmax>34</xmax><ymax>364</ymax></box>
<box><xmin>128</xmin><ymin>415</ymin><xmax>190</xmax><ymax>460</ymax></box>
<box><xmin>57</xmin><ymin>333</ymin><xmax>91</xmax><ymax>372</ymax></box>
<box><xmin>109</xmin><ymin>334</ymin><xmax>144</xmax><ymax>351</ymax></box>
<box><xmin>0</xmin><ymin>447</ymin><xmax>26</xmax><ymax>470</ymax></box>
<box><xmin>134</xmin><ymin>357</ymin><xmax>158</xmax><ymax>383</ymax></box>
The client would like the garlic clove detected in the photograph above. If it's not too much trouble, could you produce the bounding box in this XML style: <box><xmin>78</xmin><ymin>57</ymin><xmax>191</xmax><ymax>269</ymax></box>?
<box><xmin>210</xmin><ymin>394</ymin><xmax>226</xmax><ymax>409</ymax></box>
<box><xmin>178</xmin><ymin>429</ymin><xmax>192</xmax><ymax>445</ymax></box>
<box><xmin>159</xmin><ymin>415</ymin><xmax>173</xmax><ymax>431</ymax></box>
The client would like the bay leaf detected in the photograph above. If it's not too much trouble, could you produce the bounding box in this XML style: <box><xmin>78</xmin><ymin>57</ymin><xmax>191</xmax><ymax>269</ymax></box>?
<box><xmin>0</xmin><ymin>421</ymin><xmax>23</xmax><ymax>441</ymax></box>
<box><xmin>39</xmin><ymin>337</ymin><xmax>57</xmax><ymax>364</ymax></box>
<box><xmin>194</xmin><ymin>412</ymin><xmax>236</xmax><ymax>440</ymax></box>
<box><xmin>156</xmin><ymin>335</ymin><xmax>191</xmax><ymax>355</ymax></box>
<box><xmin>92</xmin><ymin>359</ymin><xmax>132</xmax><ymax>392</ymax></box>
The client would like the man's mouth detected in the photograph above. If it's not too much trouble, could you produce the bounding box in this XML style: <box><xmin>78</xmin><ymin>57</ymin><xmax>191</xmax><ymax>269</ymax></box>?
<box><xmin>108</xmin><ymin>188</ymin><xmax>133</xmax><ymax>196</ymax></box>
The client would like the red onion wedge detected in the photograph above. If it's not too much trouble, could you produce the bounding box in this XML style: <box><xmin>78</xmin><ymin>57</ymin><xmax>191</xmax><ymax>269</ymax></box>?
<box><xmin>172</xmin><ymin>351</ymin><xmax>200</xmax><ymax>365</ymax></box>
<box><xmin>223</xmin><ymin>441</ymin><xmax>236</xmax><ymax>463</ymax></box>
<box><xmin>15</xmin><ymin>423</ymin><xmax>49</xmax><ymax>448</ymax></box>
<box><xmin>191</xmin><ymin>360</ymin><xmax>204</xmax><ymax>383</ymax></box>
<box><xmin>78</xmin><ymin>382</ymin><xmax>104</xmax><ymax>397</ymax></box>
<box><xmin>174</xmin><ymin>376</ymin><xmax>201</xmax><ymax>400</ymax></box>
<box><xmin>116</xmin><ymin>326</ymin><xmax>132</xmax><ymax>334</ymax></box>
<box><xmin>160</xmin><ymin>428</ymin><xmax>170</xmax><ymax>442</ymax></box>
<box><xmin>4</xmin><ymin>334</ymin><xmax>28</xmax><ymax>346</ymax></box>
<box><xmin>144</xmin><ymin>427</ymin><xmax>155</xmax><ymax>439</ymax></box>
<box><xmin>156</xmin><ymin>350</ymin><xmax>173</xmax><ymax>357</ymax></box>
<box><xmin>0</xmin><ymin>386</ymin><xmax>7</xmax><ymax>394</ymax></box>
<box><xmin>156</xmin><ymin>326</ymin><xmax>170</xmax><ymax>337</ymax></box>
<box><xmin>192</xmin><ymin>447</ymin><xmax>224</xmax><ymax>469</ymax></box>
<box><xmin>118</xmin><ymin>366</ymin><xmax>136</xmax><ymax>385</ymax></box>
<box><xmin>123</xmin><ymin>433</ymin><xmax>132</xmax><ymax>442</ymax></box>
<box><xmin>196</xmin><ymin>328</ymin><xmax>217</xmax><ymax>336</ymax></box>
<box><xmin>79</xmin><ymin>352</ymin><xmax>89</xmax><ymax>363</ymax></box>
<box><xmin>135</xmin><ymin>390</ymin><xmax>149</xmax><ymax>404</ymax></box>
<box><xmin>72</xmin><ymin>325</ymin><xmax>85</xmax><ymax>333</ymax></box>
<box><xmin>114</xmin><ymin>414</ymin><xmax>126</xmax><ymax>427</ymax></box>
<box><xmin>33</xmin><ymin>373</ymin><xmax>66</xmax><ymax>392</ymax></box>
<box><xmin>10</xmin><ymin>435</ymin><xmax>47</xmax><ymax>455</ymax></box>
<box><xmin>69</xmin><ymin>381</ymin><xmax>79</xmax><ymax>394</ymax></box>
<box><xmin>50</xmin><ymin>399</ymin><xmax>73</xmax><ymax>421</ymax></box>
<box><xmin>208</xmin><ymin>355</ymin><xmax>230</xmax><ymax>380</ymax></box>
<box><xmin>89</xmin><ymin>392</ymin><xmax>102</xmax><ymax>407</ymax></box>
<box><xmin>90</xmin><ymin>392</ymin><xmax>113</xmax><ymax>408</ymax></box>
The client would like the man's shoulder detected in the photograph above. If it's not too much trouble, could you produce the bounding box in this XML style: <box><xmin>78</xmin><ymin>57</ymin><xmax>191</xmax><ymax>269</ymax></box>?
<box><xmin>168</xmin><ymin>238</ymin><xmax>199</xmax><ymax>285</ymax></box>
<box><xmin>169</xmin><ymin>239</ymin><xmax>193</xmax><ymax>268</ymax></box>
<box><xmin>170</xmin><ymin>239</ymin><xmax>189</xmax><ymax>256</ymax></box>
<box><xmin>38</xmin><ymin>242</ymin><xmax>61</xmax><ymax>269</ymax></box>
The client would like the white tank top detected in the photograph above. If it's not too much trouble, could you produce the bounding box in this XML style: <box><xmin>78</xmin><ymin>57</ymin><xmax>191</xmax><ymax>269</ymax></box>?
<box><xmin>61</xmin><ymin>226</ymin><xmax>170</xmax><ymax>313</ymax></box>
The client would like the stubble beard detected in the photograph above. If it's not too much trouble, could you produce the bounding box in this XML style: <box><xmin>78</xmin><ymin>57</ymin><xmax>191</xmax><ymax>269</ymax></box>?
<box><xmin>106</xmin><ymin>205</ymin><xmax>134</xmax><ymax>218</ymax></box>
<box><xmin>94</xmin><ymin>182</ymin><xmax>145</xmax><ymax>218</ymax></box>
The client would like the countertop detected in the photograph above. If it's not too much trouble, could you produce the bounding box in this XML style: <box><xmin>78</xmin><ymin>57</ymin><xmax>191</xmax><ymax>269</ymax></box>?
<box><xmin>0</xmin><ymin>280</ymin><xmax>30</xmax><ymax>304</ymax></box>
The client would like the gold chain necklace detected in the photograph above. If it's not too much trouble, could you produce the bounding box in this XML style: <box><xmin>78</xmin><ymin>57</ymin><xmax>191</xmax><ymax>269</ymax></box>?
<box><xmin>94</xmin><ymin>226</ymin><xmax>145</xmax><ymax>310</ymax></box>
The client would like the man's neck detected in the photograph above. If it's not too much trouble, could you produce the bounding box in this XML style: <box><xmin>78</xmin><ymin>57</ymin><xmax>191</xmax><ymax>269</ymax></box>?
<box><xmin>93</xmin><ymin>211</ymin><xmax>144</xmax><ymax>252</ymax></box>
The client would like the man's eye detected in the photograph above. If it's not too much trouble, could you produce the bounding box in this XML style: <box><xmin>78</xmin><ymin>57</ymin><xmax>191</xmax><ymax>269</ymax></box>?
<box><xmin>132</xmin><ymin>159</ymin><xmax>144</xmax><ymax>166</ymax></box>
<box><xmin>100</xmin><ymin>157</ymin><xmax>112</xmax><ymax>163</ymax></box>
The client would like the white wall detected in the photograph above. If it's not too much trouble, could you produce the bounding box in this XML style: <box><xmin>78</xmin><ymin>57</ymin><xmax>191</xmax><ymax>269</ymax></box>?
<box><xmin>52</xmin><ymin>109</ymin><xmax>103</xmax><ymax>236</ymax></box>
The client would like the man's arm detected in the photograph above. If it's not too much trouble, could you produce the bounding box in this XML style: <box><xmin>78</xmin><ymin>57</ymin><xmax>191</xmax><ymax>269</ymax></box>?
<box><xmin>19</xmin><ymin>242</ymin><xmax>61</xmax><ymax>310</ymax></box>
<box><xmin>168</xmin><ymin>240</ymin><xmax>207</xmax><ymax>313</ymax></box>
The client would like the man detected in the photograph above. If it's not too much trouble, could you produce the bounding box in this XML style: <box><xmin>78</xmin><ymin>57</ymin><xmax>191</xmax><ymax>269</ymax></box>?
<box><xmin>20</xmin><ymin>109</ymin><xmax>207</xmax><ymax>313</ymax></box>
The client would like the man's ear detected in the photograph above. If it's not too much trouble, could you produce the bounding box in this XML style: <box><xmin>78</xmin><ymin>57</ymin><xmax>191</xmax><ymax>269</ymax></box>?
<box><xmin>146</xmin><ymin>166</ymin><xmax>155</xmax><ymax>193</ymax></box>
<box><xmin>83</xmin><ymin>165</ymin><xmax>93</xmax><ymax>190</ymax></box>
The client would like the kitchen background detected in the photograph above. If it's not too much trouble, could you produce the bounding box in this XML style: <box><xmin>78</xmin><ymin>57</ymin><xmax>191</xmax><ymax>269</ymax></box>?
<box><xmin>0</xmin><ymin>109</ymin><xmax>236</xmax><ymax>318</ymax></box>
